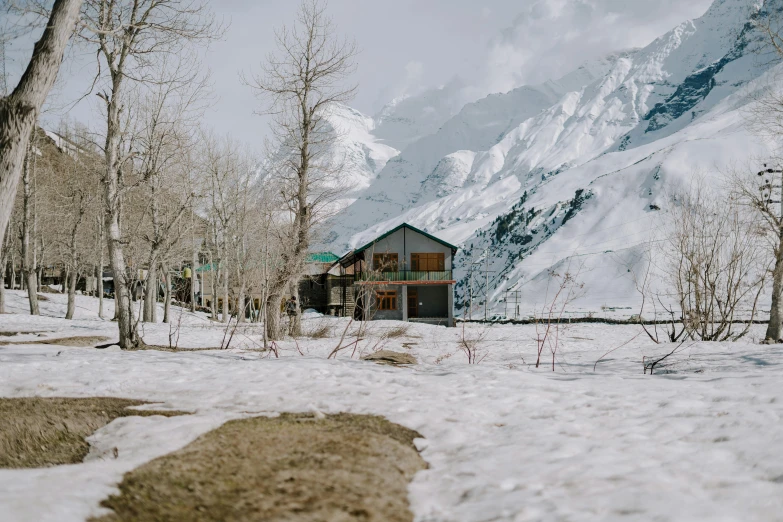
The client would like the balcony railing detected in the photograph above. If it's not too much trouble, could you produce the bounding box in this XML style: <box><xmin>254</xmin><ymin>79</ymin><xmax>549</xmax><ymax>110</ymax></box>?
<box><xmin>355</xmin><ymin>270</ymin><xmax>453</xmax><ymax>283</ymax></box>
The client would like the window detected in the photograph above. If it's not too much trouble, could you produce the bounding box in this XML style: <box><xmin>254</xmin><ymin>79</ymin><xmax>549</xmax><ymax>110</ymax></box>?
<box><xmin>373</xmin><ymin>253</ymin><xmax>399</xmax><ymax>272</ymax></box>
<box><xmin>377</xmin><ymin>291</ymin><xmax>397</xmax><ymax>310</ymax></box>
<box><xmin>411</xmin><ymin>253</ymin><xmax>445</xmax><ymax>271</ymax></box>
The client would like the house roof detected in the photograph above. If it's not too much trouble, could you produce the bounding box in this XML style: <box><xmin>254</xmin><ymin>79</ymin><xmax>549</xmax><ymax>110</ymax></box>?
<box><xmin>338</xmin><ymin>223</ymin><xmax>459</xmax><ymax>267</ymax></box>
<box><xmin>307</xmin><ymin>252</ymin><xmax>340</xmax><ymax>264</ymax></box>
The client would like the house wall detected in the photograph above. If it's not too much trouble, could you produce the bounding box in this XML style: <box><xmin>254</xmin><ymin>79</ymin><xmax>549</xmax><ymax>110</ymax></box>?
<box><xmin>364</xmin><ymin>284</ymin><xmax>404</xmax><ymax>321</ymax></box>
<box><xmin>299</xmin><ymin>274</ymin><xmax>328</xmax><ymax>312</ymax></box>
<box><xmin>412</xmin><ymin>285</ymin><xmax>449</xmax><ymax>318</ymax></box>
<box><xmin>365</xmin><ymin>228</ymin><xmax>453</xmax><ymax>271</ymax></box>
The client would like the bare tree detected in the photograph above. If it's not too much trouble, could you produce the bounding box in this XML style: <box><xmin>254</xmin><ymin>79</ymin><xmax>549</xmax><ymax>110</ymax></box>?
<box><xmin>666</xmin><ymin>181</ymin><xmax>768</xmax><ymax>342</ymax></box>
<box><xmin>73</xmin><ymin>0</ymin><xmax>220</xmax><ymax>348</ymax></box>
<box><xmin>44</xmin><ymin>124</ymin><xmax>102</xmax><ymax>319</ymax></box>
<box><xmin>134</xmin><ymin>59</ymin><xmax>208</xmax><ymax>324</ymax></box>
<box><xmin>729</xmin><ymin>163</ymin><xmax>783</xmax><ymax>341</ymax></box>
<box><xmin>0</xmin><ymin>0</ymin><xmax>83</xmax><ymax>252</ymax></box>
<box><xmin>247</xmin><ymin>0</ymin><xmax>357</xmax><ymax>340</ymax></box>
<box><xmin>534</xmin><ymin>263</ymin><xmax>585</xmax><ymax>371</ymax></box>
<box><xmin>742</xmin><ymin>8</ymin><xmax>783</xmax><ymax>341</ymax></box>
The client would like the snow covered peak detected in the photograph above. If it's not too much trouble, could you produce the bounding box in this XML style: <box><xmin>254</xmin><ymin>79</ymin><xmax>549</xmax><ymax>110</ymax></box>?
<box><xmin>701</xmin><ymin>0</ymin><xmax>762</xmax><ymax>20</ymax></box>
<box><xmin>323</xmin><ymin>103</ymin><xmax>376</xmax><ymax>135</ymax></box>
<box><xmin>372</xmin><ymin>78</ymin><xmax>471</xmax><ymax>151</ymax></box>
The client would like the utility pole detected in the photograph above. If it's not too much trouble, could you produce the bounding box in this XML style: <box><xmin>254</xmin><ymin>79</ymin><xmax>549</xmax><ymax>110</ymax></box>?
<box><xmin>468</xmin><ymin>253</ymin><xmax>474</xmax><ymax>321</ymax></box>
<box><xmin>484</xmin><ymin>248</ymin><xmax>489</xmax><ymax>321</ymax></box>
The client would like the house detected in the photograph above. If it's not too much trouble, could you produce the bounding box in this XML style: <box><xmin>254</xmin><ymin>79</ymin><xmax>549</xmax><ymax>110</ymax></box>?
<box><xmin>298</xmin><ymin>253</ymin><xmax>354</xmax><ymax>315</ymax></box>
<box><xmin>336</xmin><ymin>223</ymin><xmax>458</xmax><ymax>327</ymax></box>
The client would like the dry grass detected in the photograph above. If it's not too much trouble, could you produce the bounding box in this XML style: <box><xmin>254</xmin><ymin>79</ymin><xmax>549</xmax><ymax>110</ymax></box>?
<box><xmin>0</xmin><ymin>336</ymin><xmax>111</xmax><ymax>347</ymax></box>
<box><xmin>304</xmin><ymin>321</ymin><xmax>332</xmax><ymax>339</ymax></box>
<box><xmin>0</xmin><ymin>397</ymin><xmax>186</xmax><ymax>469</ymax></box>
<box><xmin>94</xmin><ymin>413</ymin><xmax>427</xmax><ymax>522</ymax></box>
<box><xmin>384</xmin><ymin>324</ymin><xmax>412</xmax><ymax>339</ymax></box>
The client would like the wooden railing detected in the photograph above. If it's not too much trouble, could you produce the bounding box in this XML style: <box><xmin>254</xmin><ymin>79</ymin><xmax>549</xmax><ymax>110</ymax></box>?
<box><xmin>355</xmin><ymin>270</ymin><xmax>453</xmax><ymax>282</ymax></box>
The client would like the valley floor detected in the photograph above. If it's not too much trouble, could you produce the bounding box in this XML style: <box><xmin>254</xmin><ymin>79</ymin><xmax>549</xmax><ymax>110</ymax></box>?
<box><xmin>0</xmin><ymin>290</ymin><xmax>782</xmax><ymax>521</ymax></box>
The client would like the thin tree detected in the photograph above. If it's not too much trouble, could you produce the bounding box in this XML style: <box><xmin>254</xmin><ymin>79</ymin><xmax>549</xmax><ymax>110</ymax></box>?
<box><xmin>667</xmin><ymin>180</ymin><xmax>768</xmax><ymax>342</ymax></box>
<box><xmin>21</xmin><ymin>135</ymin><xmax>40</xmax><ymax>314</ymax></box>
<box><xmin>246</xmin><ymin>0</ymin><xmax>358</xmax><ymax>340</ymax></box>
<box><xmin>744</xmin><ymin>9</ymin><xmax>783</xmax><ymax>341</ymax></box>
<box><xmin>0</xmin><ymin>0</ymin><xmax>83</xmax><ymax>252</ymax></box>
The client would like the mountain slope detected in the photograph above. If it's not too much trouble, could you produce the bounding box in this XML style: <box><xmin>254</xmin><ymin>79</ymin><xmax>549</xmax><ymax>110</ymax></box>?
<box><xmin>325</xmin><ymin>0</ymin><xmax>779</xmax><ymax>315</ymax></box>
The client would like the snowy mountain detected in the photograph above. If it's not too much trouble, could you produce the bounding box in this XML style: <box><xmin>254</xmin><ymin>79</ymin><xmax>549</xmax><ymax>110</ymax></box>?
<box><xmin>322</xmin><ymin>0</ymin><xmax>780</xmax><ymax>315</ymax></box>
<box><xmin>371</xmin><ymin>78</ymin><xmax>472</xmax><ymax>151</ymax></box>
<box><xmin>319</xmin><ymin>104</ymin><xmax>399</xmax><ymax>207</ymax></box>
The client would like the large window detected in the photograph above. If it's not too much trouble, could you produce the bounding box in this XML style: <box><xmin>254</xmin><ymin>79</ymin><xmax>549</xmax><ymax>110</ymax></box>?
<box><xmin>372</xmin><ymin>253</ymin><xmax>399</xmax><ymax>272</ymax></box>
<box><xmin>377</xmin><ymin>291</ymin><xmax>397</xmax><ymax>311</ymax></box>
<box><xmin>411</xmin><ymin>253</ymin><xmax>445</xmax><ymax>271</ymax></box>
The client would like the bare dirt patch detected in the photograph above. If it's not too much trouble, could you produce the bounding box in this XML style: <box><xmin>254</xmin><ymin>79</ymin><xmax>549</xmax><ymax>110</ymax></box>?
<box><xmin>95</xmin><ymin>413</ymin><xmax>427</xmax><ymax>522</ymax></box>
<box><xmin>0</xmin><ymin>331</ymin><xmax>47</xmax><ymax>337</ymax></box>
<box><xmin>0</xmin><ymin>336</ymin><xmax>111</xmax><ymax>347</ymax></box>
<box><xmin>0</xmin><ymin>397</ymin><xmax>186</xmax><ymax>469</ymax></box>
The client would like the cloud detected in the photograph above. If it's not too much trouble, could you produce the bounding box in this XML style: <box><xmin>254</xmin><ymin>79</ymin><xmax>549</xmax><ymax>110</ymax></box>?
<box><xmin>478</xmin><ymin>0</ymin><xmax>713</xmax><ymax>95</ymax></box>
<box><xmin>374</xmin><ymin>60</ymin><xmax>428</xmax><ymax>107</ymax></box>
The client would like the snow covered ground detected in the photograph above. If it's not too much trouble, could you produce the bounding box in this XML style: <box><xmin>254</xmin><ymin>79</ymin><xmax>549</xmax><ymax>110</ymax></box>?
<box><xmin>1</xmin><ymin>289</ymin><xmax>782</xmax><ymax>521</ymax></box>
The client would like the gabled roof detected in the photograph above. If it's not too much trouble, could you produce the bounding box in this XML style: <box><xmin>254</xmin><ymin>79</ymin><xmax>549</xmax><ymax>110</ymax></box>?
<box><xmin>339</xmin><ymin>223</ymin><xmax>459</xmax><ymax>267</ymax></box>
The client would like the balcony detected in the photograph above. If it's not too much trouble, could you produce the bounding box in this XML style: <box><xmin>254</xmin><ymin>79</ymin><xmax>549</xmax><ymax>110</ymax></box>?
<box><xmin>355</xmin><ymin>270</ymin><xmax>454</xmax><ymax>284</ymax></box>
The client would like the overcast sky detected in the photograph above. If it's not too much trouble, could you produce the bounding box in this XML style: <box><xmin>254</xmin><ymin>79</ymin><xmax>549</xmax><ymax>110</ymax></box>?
<box><xmin>4</xmin><ymin>0</ymin><xmax>715</xmax><ymax>146</ymax></box>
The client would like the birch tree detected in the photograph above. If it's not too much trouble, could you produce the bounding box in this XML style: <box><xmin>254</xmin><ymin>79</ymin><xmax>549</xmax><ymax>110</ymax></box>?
<box><xmin>247</xmin><ymin>0</ymin><xmax>357</xmax><ymax>340</ymax></box>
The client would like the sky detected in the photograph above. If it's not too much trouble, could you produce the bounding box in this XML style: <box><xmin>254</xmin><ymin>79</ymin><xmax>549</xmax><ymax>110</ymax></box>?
<box><xmin>3</xmin><ymin>0</ymin><xmax>715</xmax><ymax>147</ymax></box>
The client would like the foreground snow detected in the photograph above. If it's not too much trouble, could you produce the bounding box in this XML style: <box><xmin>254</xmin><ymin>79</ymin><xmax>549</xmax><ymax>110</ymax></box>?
<box><xmin>1</xmin><ymin>290</ymin><xmax>782</xmax><ymax>521</ymax></box>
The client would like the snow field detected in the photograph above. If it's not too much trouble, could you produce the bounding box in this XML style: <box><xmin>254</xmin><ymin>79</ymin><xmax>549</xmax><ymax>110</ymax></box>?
<box><xmin>1</xmin><ymin>290</ymin><xmax>782</xmax><ymax>521</ymax></box>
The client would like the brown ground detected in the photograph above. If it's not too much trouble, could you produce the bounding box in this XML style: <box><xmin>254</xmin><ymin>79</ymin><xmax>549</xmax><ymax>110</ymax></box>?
<box><xmin>95</xmin><ymin>413</ymin><xmax>428</xmax><ymax>522</ymax></box>
<box><xmin>0</xmin><ymin>397</ymin><xmax>186</xmax><ymax>468</ymax></box>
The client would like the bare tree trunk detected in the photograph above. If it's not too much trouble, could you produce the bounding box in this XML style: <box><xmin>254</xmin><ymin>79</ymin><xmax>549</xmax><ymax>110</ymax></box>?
<box><xmin>97</xmin><ymin>218</ymin><xmax>105</xmax><ymax>319</ymax></box>
<box><xmin>10</xmin><ymin>258</ymin><xmax>16</xmax><ymax>291</ymax></box>
<box><xmin>0</xmin><ymin>219</ymin><xmax>10</xmax><ymax>314</ymax></box>
<box><xmin>22</xmin><ymin>141</ymin><xmax>39</xmax><ymax>315</ymax></box>
<box><xmin>265</xmin><ymin>293</ymin><xmax>282</xmax><ymax>341</ymax></box>
<box><xmin>163</xmin><ymin>265</ymin><xmax>171</xmax><ymax>324</ymax></box>
<box><xmin>0</xmin><ymin>264</ymin><xmax>5</xmax><ymax>314</ymax></box>
<box><xmin>190</xmin><ymin>224</ymin><xmax>197</xmax><ymax>313</ymax></box>
<box><xmin>209</xmin><ymin>251</ymin><xmax>217</xmax><ymax>320</ymax></box>
<box><xmin>222</xmin><ymin>264</ymin><xmax>229</xmax><ymax>323</ymax></box>
<box><xmin>0</xmin><ymin>245</ymin><xmax>7</xmax><ymax>315</ymax></box>
<box><xmin>105</xmin><ymin>77</ymin><xmax>139</xmax><ymax>348</ymax></box>
<box><xmin>143</xmin><ymin>258</ymin><xmax>158</xmax><ymax>323</ymax></box>
<box><xmin>291</xmin><ymin>283</ymin><xmax>302</xmax><ymax>337</ymax></box>
<box><xmin>766</xmin><ymin>239</ymin><xmax>783</xmax><ymax>342</ymax></box>
<box><xmin>0</xmin><ymin>0</ymin><xmax>83</xmax><ymax>249</ymax></box>
<box><xmin>65</xmin><ymin>269</ymin><xmax>78</xmax><ymax>319</ymax></box>
<box><xmin>237</xmin><ymin>284</ymin><xmax>246</xmax><ymax>324</ymax></box>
